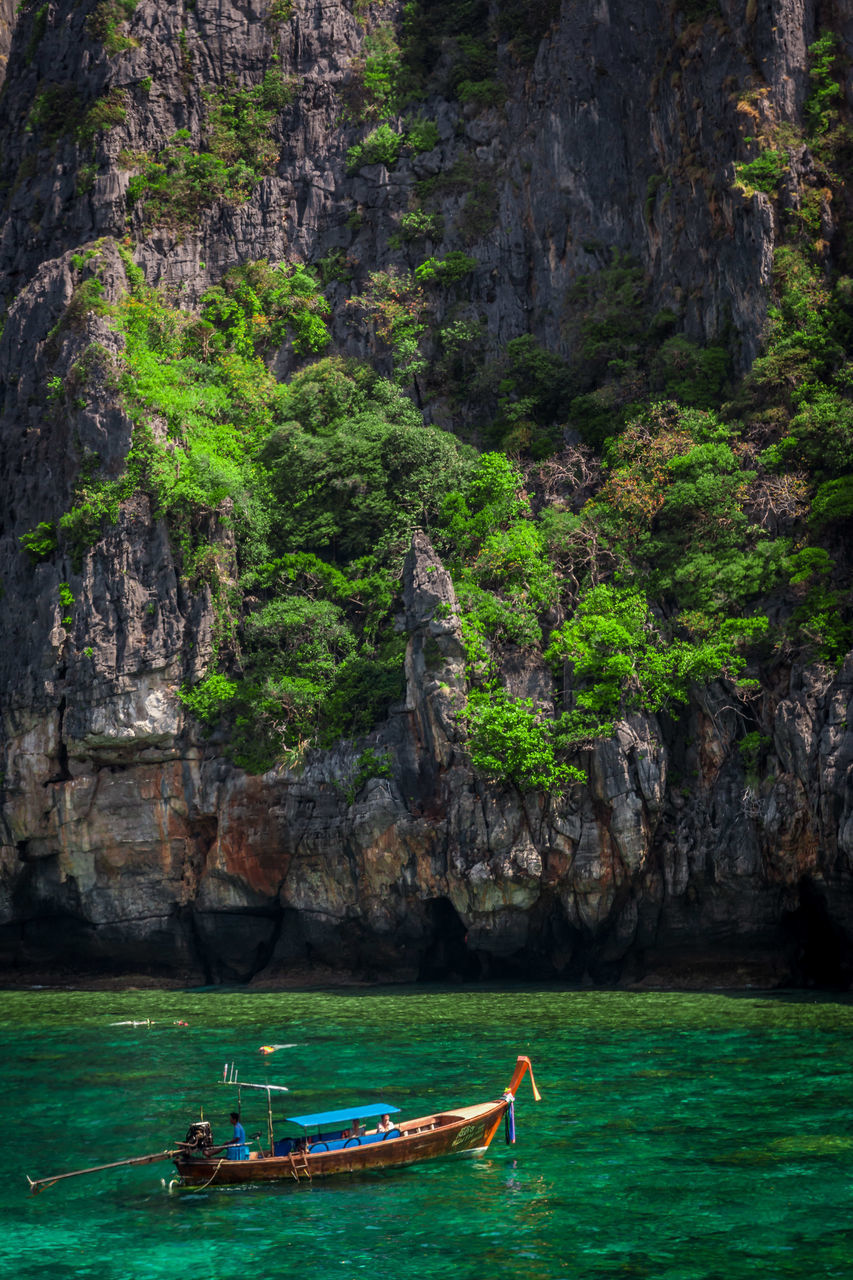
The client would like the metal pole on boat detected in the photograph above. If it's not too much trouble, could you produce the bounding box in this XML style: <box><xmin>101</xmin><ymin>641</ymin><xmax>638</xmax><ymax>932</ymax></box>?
<box><xmin>266</xmin><ymin>1086</ymin><xmax>274</xmax><ymax>1154</ymax></box>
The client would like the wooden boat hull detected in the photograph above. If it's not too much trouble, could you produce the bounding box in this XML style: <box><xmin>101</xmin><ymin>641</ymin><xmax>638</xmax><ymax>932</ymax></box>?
<box><xmin>174</xmin><ymin>1098</ymin><xmax>509</xmax><ymax>1187</ymax></box>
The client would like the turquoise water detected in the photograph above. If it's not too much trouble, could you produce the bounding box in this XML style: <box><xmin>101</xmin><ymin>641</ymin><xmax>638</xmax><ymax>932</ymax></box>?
<box><xmin>3</xmin><ymin>986</ymin><xmax>853</xmax><ymax>1279</ymax></box>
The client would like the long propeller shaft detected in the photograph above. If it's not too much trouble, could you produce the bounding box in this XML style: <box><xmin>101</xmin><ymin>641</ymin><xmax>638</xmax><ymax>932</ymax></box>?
<box><xmin>27</xmin><ymin>1149</ymin><xmax>177</xmax><ymax>1195</ymax></box>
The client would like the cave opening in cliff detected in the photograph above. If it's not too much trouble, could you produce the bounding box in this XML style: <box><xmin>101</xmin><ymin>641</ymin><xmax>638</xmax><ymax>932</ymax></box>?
<box><xmin>784</xmin><ymin>878</ymin><xmax>853</xmax><ymax>989</ymax></box>
<box><xmin>418</xmin><ymin>898</ymin><xmax>480</xmax><ymax>981</ymax></box>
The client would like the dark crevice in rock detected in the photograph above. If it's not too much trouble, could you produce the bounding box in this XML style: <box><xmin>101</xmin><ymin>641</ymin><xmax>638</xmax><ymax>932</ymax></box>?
<box><xmin>192</xmin><ymin>908</ymin><xmax>284</xmax><ymax>984</ymax></box>
<box><xmin>184</xmin><ymin>906</ymin><xmax>214</xmax><ymax>986</ymax></box>
<box><xmin>44</xmin><ymin>696</ymin><xmax>72</xmax><ymax>783</ymax></box>
<box><xmin>186</xmin><ymin>816</ymin><xmax>217</xmax><ymax>891</ymax></box>
<box><xmin>783</xmin><ymin>879</ymin><xmax>853</xmax><ymax>989</ymax></box>
<box><xmin>245</xmin><ymin>906</ymin><xmax>285</xmax><ymax>983</ymax></box>
<box><xmin>418</xmin><ymin>897</ymin><xmax>481</xmax><ymax>981</ymax></box>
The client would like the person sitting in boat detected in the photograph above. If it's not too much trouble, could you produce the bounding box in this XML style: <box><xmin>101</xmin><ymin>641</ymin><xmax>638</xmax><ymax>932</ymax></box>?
<box><xmin>377</xmin><ymin>1114</ymin><xmax>393</xmax><ymax>1133</ymax></box>
<box><xmin>350</xmin><ymin>1118</ymin><xmax>363</xmax><ymax>1137</ymax></box>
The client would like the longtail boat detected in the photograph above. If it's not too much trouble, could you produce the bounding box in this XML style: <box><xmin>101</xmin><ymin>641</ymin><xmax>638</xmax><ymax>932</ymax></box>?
<box><xmin>27</xmin><ymin>1055</ymin><xmax>540</xmax><ymax>1195</ymax></box>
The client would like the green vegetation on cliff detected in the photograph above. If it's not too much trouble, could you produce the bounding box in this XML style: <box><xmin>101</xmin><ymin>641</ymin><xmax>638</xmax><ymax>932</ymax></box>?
<box><xmin>19</xmin><ymin>23</ymin><xmax>853</xmax><ymax>793</ymax></box>
<box><xmin>125</xmin><ymin>71</ymin><xmax>295</xmax><ymax>228</ymax></box>
<box><xmin>38</xmin><ymin>168</ymin><xmax>853</xmax><ymax>783</ymax></box>
<box><xmin>52</xmin><ymin>254</ymin><xmax>474</xmax><ymax>770</ymax></box>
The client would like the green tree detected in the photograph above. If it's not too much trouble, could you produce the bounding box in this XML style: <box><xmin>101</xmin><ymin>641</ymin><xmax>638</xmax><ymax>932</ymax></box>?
<box><xmin>261</xmin><ymin>360</ymin><xmax>474</xmax><ymax>561</ymax></box>
<box><xmin>804</xmin><ymin>32</ymin><xmax>842</xmax><ymax>136</ymax></box>
<box><xmin>590</xmin><ymin>404</ymin><xmax>787</xmax><ymax>616</ymax></box>
<box><xmin>439</xmin><ymin>451</ymin><xmax>528</xmax><ymax>553</ymax></box>
<box><xmin>200</xmin><ymin>260</ymin><xmax>330</xmax><ymax>358</ymax></box>
<box><xmin>467</xmin><ymin>685</ymin><xmax>585</xmax><ymax>792</ymax></box>
<box><xmin>346</xmin><ymin>123</ymin><xmax>403</xmax><ymax>171</ymax></box>
<box><xmin>545</xmin><ymin>583</ymin><xmax>768</xmax><ymax>728</ymax></box>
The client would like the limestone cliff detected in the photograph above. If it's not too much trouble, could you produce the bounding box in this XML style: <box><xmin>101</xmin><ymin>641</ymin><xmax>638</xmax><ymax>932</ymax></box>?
<box><xmin>1</xmin><ymin>0</ymin><xmax>852</xmax><ymax>986</ymax></box>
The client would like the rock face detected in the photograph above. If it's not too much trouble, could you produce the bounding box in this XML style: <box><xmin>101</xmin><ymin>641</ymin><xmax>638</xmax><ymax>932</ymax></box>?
<box><xmin>1</xmin><ymin>0</ymin><xmax>852</xmax><ymax>986</ymax></box>
<box><xmin>0</xmin><ymin>0</ymin><xmax>819</xmax><ymax>349</ymax></box>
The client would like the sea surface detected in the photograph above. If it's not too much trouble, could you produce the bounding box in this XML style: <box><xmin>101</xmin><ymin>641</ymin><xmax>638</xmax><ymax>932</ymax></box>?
<box><xmin>3</xmin><ymin>985</ymin><xmax>853</xmax><ymax>1279</ymax></box>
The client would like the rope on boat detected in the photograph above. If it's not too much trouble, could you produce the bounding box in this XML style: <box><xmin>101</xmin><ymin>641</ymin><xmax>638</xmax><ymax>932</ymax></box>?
<box><xmin>182</xmin><ymin>1158</ymin><xmax>225</xmax><ymax>1193</ymax></box>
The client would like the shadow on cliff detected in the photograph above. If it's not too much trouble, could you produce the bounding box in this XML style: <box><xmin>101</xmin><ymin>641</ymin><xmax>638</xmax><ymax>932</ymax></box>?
<box><xmin>417</xmin><ymin>899</ymin><xmax>481</xmax><ymax>981</ymax></box>
<box><xmin>783</xmin><ymin>878</ymin><xmax>853</xmax><ymax>990</ymax></box>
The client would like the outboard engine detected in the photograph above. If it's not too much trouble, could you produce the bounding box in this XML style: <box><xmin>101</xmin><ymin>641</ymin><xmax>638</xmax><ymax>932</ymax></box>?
<box><xmin>183</xmin><ymin>1120</ymin><xmax>213</xmax><ymax>1151</ymax></box>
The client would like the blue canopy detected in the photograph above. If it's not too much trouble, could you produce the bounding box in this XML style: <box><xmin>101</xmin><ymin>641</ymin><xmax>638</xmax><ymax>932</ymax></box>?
<box><xmin>285</xmin><ymin>1104</ymin><xmax>400</xmax><ymax>1129</ymax></box>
